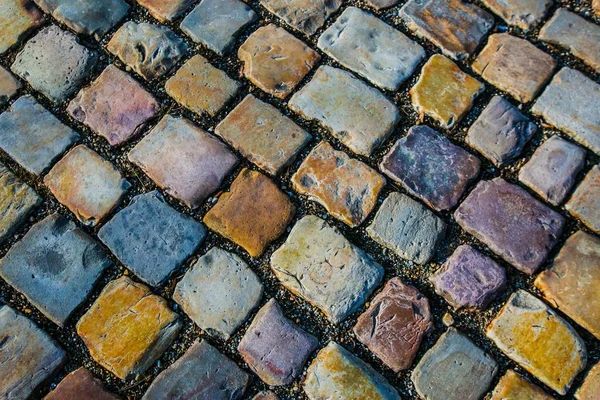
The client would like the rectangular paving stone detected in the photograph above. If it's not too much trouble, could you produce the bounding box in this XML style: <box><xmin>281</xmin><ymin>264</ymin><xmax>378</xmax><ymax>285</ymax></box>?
<box><xmin>0</xmin><ymin>66</ymin><xmax>21</xmax><ymax>106</ymax></box>
<box><xmin>136</xmin><ymin>0</ymin><xmax>195</xmax><ymax>22</ymax></box>
<box><xmin>45</xmin><ymin>368</ymin><xmax>120</xmax><ymax>400</ymax></box>
<box><xmin>577</xmin><ymin>362</ymin><xmax>600</xmax><ymax>400</ymax></box>
<box><xmin>0</xmin><ymin>163</ymin><xmax>41</xmax><ymax>243</ymax></box>
<box><xmin>490</xmin><ymin>370</ymin><xmax>554</xmax><ymax>400</ymax></box>
<box><xmin>271</xmin><ymin>215</ymin><xmax>383</xmax><ymax>324</ymax></box>
<box><xmin>289</xmin><ymin>66</ymin><xmax>400</xmax><ymax>156</ymax></box>
<box><xmin>455</xmin><ymin>178</ymin><xmax>565</xmax><ymax>274</ymax></box>
<box><xmin>318</xmin><ymin>7</ymin><xmax>425</xmax><ymax>91</ymax></box>
<box><xmin>0</xmin><ymin>0</ymin><xmax>43</xmax><ymax>54</ymax></box>
<box><xmin>566</xmin><ymin>165</ymin><xmax>600</xmax><ymax>234</ymax></box>
<box><xmin>482</xmin><ymin>0</ymin><xmax>553</xmax><ymax>30</ymax></box>
<box><xmin>76</xmin><ymin>276</ymin><xmax>181</xmax><ymax>380</ymax></box>
<box><xmin>259</xmin><ymin>0</ymin><xmax>341</xmax><ymax>36</ymax></box>
<box><xmin>291</xmin><ymin>141</ymin><xmax>385</xmax><ymax>227</ymax></box>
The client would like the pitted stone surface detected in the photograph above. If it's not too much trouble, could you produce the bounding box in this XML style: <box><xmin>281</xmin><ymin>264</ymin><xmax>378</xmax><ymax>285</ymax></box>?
<box><xmin>482</xmin><ymin>0</ymin><xmax>553</xmax><ymax>30</ymax></box>
<box><xmin>259</xmin><ymin>0</ymin><xmax>342</xmax><ymax>36</ymax></box>
<box><xmin>577</xmin><ymin>362</ymin><xmax>600</xmax><ymax>400</ymax></box>
<box><xmin>0</xmin><ymin>0</ymin><xmax>43</xmax><ymax>54</ymax></box>
<box><xmin>566</xmin><ymin>165</ymin><xmax>600</xmax><ymax>234</ymax></box>
<box><xmin>490</xmin><ymin>370</ymin><xmax>554</xmax><ymax>400</ymax></box>
<box><xmin>135</xmin><ymin>0</ymin><xmax>195</xmax><ymax>22</ymax></box>
<box><xmin>0</xmin><ymin>164</ymin><xmax>40</xmax><ymax>243</ymax></box>
<box><xmin>0</xmin><ymin>66</ymin><xmax>20</xmax><ymax>106</ymax></box>
<box><xmin>45</xmin><ymin>368</ymin><xmax>120</xmax><ymax>400</ymax></box>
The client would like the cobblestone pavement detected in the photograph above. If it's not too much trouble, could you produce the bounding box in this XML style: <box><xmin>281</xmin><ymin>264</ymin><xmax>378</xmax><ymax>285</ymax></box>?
<box><xmin>0</xmin><ymin>0</ymin><xmax>599</xmax><ymax>399</ymax></box>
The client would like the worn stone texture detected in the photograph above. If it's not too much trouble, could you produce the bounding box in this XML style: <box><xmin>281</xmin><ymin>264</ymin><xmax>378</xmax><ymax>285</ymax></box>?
<box><xmin>291</xmin><ymin>141</ymin><xmax>385</xmax><ymax>227</ymax></box>
<box><xmin>577</xmin><ymin>362</ymin><xmax>600</xmax><ymax>400</ymax></box>
<box><xmin>271</xmin><ymin>215</ymin><xmax>384</xmax><ymax>324</ymax></box>
<box><xmin>254</xmin><ymin>392</ymin><xmax>279</xmax><ymax>400</ymax></box>
<box><xmin>0</xmin><ymin>66</ymin><xmax>21</xmax><ymax>106</ymax></box>
<box><xmin>259</xmin><ymin>0</ymin><xmax>341</xmax><ymax>36</ymax></box>
<box><xmin>594</xmin><ymin>0</ymin><xmax>600</xmax><ymax>15</ymax></box>
<box><xmin>136</xmin><ymin>0</ymin><xmax>195</xmax><ymax>22</ymax></box>
<box><xmin>0</xmin><ymin>164</ymin><xmax>41</xmax><ymax>243</ymax></box>
<box><xmin>45</xmin><ymin>368</ymin><xmax>120</xmax><ymax>400</ymax></box>
<box><xmin>318</xmin><ymin>7</ymin><xmax>425</xmax><ymax>91</ymax></box>
<box><xmin>289</xmin><ymin>66</ymin><xmax>400</xmax><ymax>156</ymax></box>
<box><xmin>482</xmin><ymin>0</ymin><xmax>553</xmax><ymax>30</ymax></box>
<box><xmin>566</xmin><ymin>165</ymin><xmax>600</xmax><ymax>234</ymax></box>
<box><xmin>490</xmin><ymin>370</ymin><xmax>554</xmax><ymax>400</ymax></box>
<box><xmin>0</xmin><ymin>0</ymin><xmax>43</xmax><ymax>54</ymax></box>
<box><xmin>366</xmin><ymin>0</ymin><xmax>400</xmax><ymax>10</ymax></box>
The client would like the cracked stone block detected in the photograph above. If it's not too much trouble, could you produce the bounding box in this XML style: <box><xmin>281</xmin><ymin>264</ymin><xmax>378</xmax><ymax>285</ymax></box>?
<box><xmin>318</xmin><ymin>7</ymin><xmax>425</xmax><ymax>91</ymax></box>
<box><xmin>304</xmin><ymin>342</ymin><xmax>401</xmax><ymax>400</ymax></box>
<box><xmin>380</xmin><ymin>125</ymin><xmax>480</xmax><ymax>212</ymax></box>
<box><xmin>0</xmin><ymin>306</ymin><xmax>66</xmax><ymax>400</ymax></box>
<box><xmin>0</xmin><ymin>95</ymin><xmax>78</xmax><ymax>175</ymax></box>
<box><xmin>215</xmin><ymin>94</ymin><xmax>311</xmax><ymax>176</ymax></box>
<box><xmin>0</xmin><ymin>0</ymin><xmax>43</xmax><ymax>54</ymax></box>
<box><xmin>410</xmin><ymin>55</ymin><xmax>484</xmax><ymax>128</ymax></box>
<box><xmin>490</xmin><ymin>370</ymin><xmax>554</xmax><ymax>400</ymax></box>
<box><xmin>174</xmin><ymin>247</ymin><xmax>263</xmax><ymax>340</ymax></box>
<box><xmin>129</xmin><ymin>115</ymin><xmax>238</xmax><ymax>209</ymax></box>
<box><xmin>412</xmin><ymin>328</ymin><xmax>498</xmax><ymax>400</ymax></box>
<box><xmin>291</xmin><ymin>142</ymin><xmax>385</xmax><ymax>228</ymax></box>
<box><xmin>98</xmin><ymin>191</ymin><xmax>207</xmax><ymax>287</ymax></box>
<box><xmin>455</xmin><ymin>178</ymin><xmax>564</xmax><ymax>274</ymax></box>
<box><xmin>67</xmin><ymin>65</ymin><xmax>159</xmax><ymax>146</ymax></box>
<box><xmin>259</xmin><ymin>0</ymin><xmax>341</xmax><ymax>36</ymax></box>
<box><xmin>44</xmin><ymin>145</ymin><xmax>130</xmax><ymax>227</ymax></box>
<box><xmin>254</xmin><ymin>392</ymin><xmax>279</xmax><ymax>400</ymax></box>
<box><xmin>11</xmin><ymin>25</ymin><xmax>97</xmax><ymax>102</ymax></box>
<box><xmin>77</xmin><ymin>276</ymin><xmax>181</xmax><ymax>380</ymax></box>
<box><xmin>45</xmin><ymin>368</ymin><xmax>120</xmax><ymax>400</ymax></box>
<box><xmin>0</xmin><ymin>66</ymin><xmax>21</xmax><ymax>106</ymax></box>
<box><xmin>466</xmin><ymin>96</ymin><xmax>537</xmax><ymax>167</ymax></box>
<box><xmin>271</xmin><ymin>215</ymin><xmax>383</xmax><ymax>324</ymax></box>
<box><xmin>354</xmin><ymin>277</ymin><xmax>432</xmax><ymax>373</ymax></box>
<box><xmin>107</xmin><ymin>22</ymin><xmax>186</xmax><ymax>81</ymax></box>
<box><xmin>482</xmin><ymin>0</ymin><xmax>552</xmax><ymax>30</ymax></box>
<box><xmin>135</xmin><ymin>0</ymin><xmax>195</xmax><ymax>22</ymax></box>
<box><xmin>566</xmin><ymin>165</ymin><xmax>600</xmax><ymax>234</ymax></box>
<box><xmin>238</xmin><ymin>24</ymin><xmax>319</xmax><ymax>99</ymax></box>
<box><xmin>166</xmin><ymin>55</ymin><xmax>241</xmax><ymax>117</ymax></box>
<box><xmin>400</xmin><ymin>0</ymin><xmax>493</xmax><ymax>60</ymax></box>
<box><xmin>577</xmin><ymin>362</ymin><xmax>600</xmax><ymax>400</ymax></box>
<box><xmin>289</xmin><ymin>66</ymin><xmax>400</xmax><ymax>156</ymax></box>
<box><xmin>0</xmin><ymin>164</ymin><xmax>40</xmax><ymax>243</ymax></box>
<box><xmin>487</xmin><ymin>290</ymin><xmax>587</xmax><ymax>395</ymax></box>
<box><xmin>181</xmin><ymin>0</ymin><xmax>257</xmax><ymax>56</ymax></box>
<box><xmin>366</xmin><ymin>192</ymin><xmax>446</xmax><ymax>264</ymax></box>
<box><xmin>238</xmin><ymin>299</ymin><xmax>318</xmax><ymax>386</ymax></box>
<box><xmin>142</xmin><ymin>340</ymin><xmax>248</xmax><ymax>400</ymax></box>
<box><xmin>366</xmin><ymin>0</ymin><xmax>400</xmax><ymax>10</ymax></box>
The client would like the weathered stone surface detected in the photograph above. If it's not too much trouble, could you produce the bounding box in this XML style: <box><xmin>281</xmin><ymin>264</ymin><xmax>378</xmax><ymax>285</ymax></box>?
<box><xmin>487</xmin><ymin>290</ymin><xmax>587</xmax><ymax>395</ymax></box>
<box><xmin>0</xmin><ymin>164</ymin><xmax>40</xmax><ymax>243</ymax></box>
<box><xmin>44</xmin><ymin>145</ymin><xmax>130</xmax><ymax>227</ymax></box>
<box><xmin>318</xmin><ymin>7</ymin><xmax>425</xmax><ymax>91</ymax></box>
<box><xmin>577</xmin><ymin>362</ymin><xmax>600</xmax><ymax>400</ymax></box>
<box><xmin>410</xmin><ymin>55</ymin><xmax>484</xmax><ymax>128</ymax></box>
<box><xmin>400</xmin><ymin>0</ymin><xmax>493</xmax><ymax>60</ymax></box>
<box><xmin>143</xmin><ymin>340</ymin><xmax>248</xmax><ymax>400</ymax></box>
<box><xmin>0</xmin><ymin>95</ymin><xmax>78</xmax><ymax>175</ymax></box>
<box><xmin>0</xmin><ymin>66</ymin><xmax>21</xmax><ymax>106</ymax></box>
<box><xmin>238</xmin><ymin>299</ymin><xmax>318</xmax><ymax>386</ymax></box>
<box><xmin>366</xmin><ymin>192</ymin><xmax>446</xmax><ymax>264</ymax></box>
<box><xmin>291</xmin><ymin>142</ymin><xmax>385</xmax><ymax>227</ymax></box>
<box><xmin>482</xmin><ymin>0</ymin><xmax>552</xmax><ymax>30</ymax></box>
<box><xmin>107</xmin><ymin>22</ymin><xmax>186</xmax><ymax>81</ymax></box>
<box><xmin>412</xmin><ymin>328</ymin><xmax>498</xmax><ymax>400</ymax></box>
<box><xmin>271</xmin><ymin>215</ymin><xmax>383</xmax><ymax>324</ymax></box>
<box><xmin>0</xmin><ymin>0</ymin><xmax>43</xmax><ymax>54</ymax></box>
<box><xmin>45</xmin><ymin>368</ymin><xmax>120</xmax><ymax>400</ymax></box>
<box><xmin>304</xmin><ymin>342</ymin><xmax>401</xmax><ymax>400</ymax></box>
<box><xmin>204</xmin><ymin>169</ymin><xmax>295</xmax><ymax>257</ymax></box>
<box><xmin>566</xmin><ymin>165</ymin><xmax>600</xmax><ymax>234</ymax></box>
<box><xmin>181</xmin><ymin>0</ymin><xmax>257</xmax><ymax>56</ymax></box>
<box><xmin>254</xmin><ymin>392</ymin><xmax>279</xmax><ymax>400</ymax></box>
<box><xmin>366</xmin><ymin>0</ymin><xmax>400</xmax><ymax>10</ymax></box>
<box><xmin>381</xmin><ymin>125</ymin><xmax>480</xmax><ymax>211</ymax></box>
<box><xmin>431</xmin><ymin>245</ymin><xmax>506</xmax><ymax>310</ymax></box>
<box><xmin>129</xmin><ymin>115</ymin><xmax>238</xmax><ymax>209</ymax></box>
<box><xmin>259</xmin><ymin>0</ymin><xmax>341</xmax><ymax>36</ymax></box>
<box><xmin>98</xmin><ymin>191</ymin><xmax>207</xmax><ymax>287</ymax></box>
<box><xmin>467</xmin><ymin>96</ymin><xmax>537</xmax><ymax>166</ymax></box>
<box><xmin>166</xmin><ymin>55</ymin><xmax>241</xmax><ymax>117</ymax></box>
<box><xmin>0</xmin><ymin>306</ymin><xmax>66</xmax><ymax>400</ymax></box>
<box><xmin>238</xmin><ymin>24</ymin><xmax>319</xmax><ymax>99</ymax></box>
<box><xmin>519</xmin><ymin>135</ymin><xmax>585</xmax><ymax>206</ymax></box>
<box><xmin>11</xmin><ymin>25</ymin><xmax>97</xmax><ymax>102</ymax></box>
<box><xmin>490</xmin><ymin>370</ymin><xmax>554</xmax><ymax>400</ymax></box>
<box><xmin>77</xmin><ymin>276</ymin><xmax>181</xmax><ymax>380</ymax></box>
<box><xmin>136</xmin><ymin>0</ymin><xmax>195</xmax><ymax>22</ymax></box>
<box><xmin>67</xmin><ymin>65</ymin><xmax>159</xmax><ymax>146</ymax></box>
<box><xmin>216</xmin><ymin>95</ymin><xmax>311</xmax><ymax>175</ymax></box>
<box><xmin>354</xmin><ymin>277</ymin><xmax>432</xmax><ymax>372</ymax></box>
<box><xmin>174</xmin><ymin>247</ymin><xmax>263</xmax><ymax>340</ymax></box>
<box><xmin>455</xmin><ymin>178</ymin><xmax>565</xmax><ymax>274</ymax></box>
<box><xmin>595</xmin><ymin>0</ymin><xmax>600</xmax><ymax>15</ymax></box>
<box><xmin>289</xmin><ymin>66</ymin><xmax>400</xmax><ymax>156</ymax></box>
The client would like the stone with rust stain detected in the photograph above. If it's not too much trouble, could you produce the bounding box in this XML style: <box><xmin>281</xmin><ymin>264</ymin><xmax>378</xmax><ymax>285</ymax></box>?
<box><xmin>482</xmin><ymin>0</ymin><xmax>552</xmax><ymax>30</ymax></box>
<box><xmin>0</xmin><ymin>0</ymin><xmax>43</xmax><ymax>54</ymax></box>
<box><xmin>490</xmin><ymin>370</ymin><xmax>554</xmax><ymax>400</ymax></box>
<box><xmin>0</xmin><ymin>66</ymin><xmax>21</xmax><ymax>106</ymax></box>
<box><xmin>577</xmin><ymin>362</ymin><xmax>600</xmax><ymax>400</ymax></box>
<box><xmin>259</xmin><ymin>0</ymin><xmax>341</xmax><ymax>36</ymax></box>
<box><xmin>566</xmin><ymin>165</ymin><xmax>600</xmax><ymax>234</ymax></box>
<box><xmin>45</xmin><ymin>368</ymin><xmax>120</xmax><ymax>400</ymax></box>
<box><xmin>135</xmin><ymin>0</ymin><xmax>195</xmax><ymax>22</ymax></box>
<box><xmin>0</xmin><ymin>164</ymin><xmax>40</xmax><ymax>243</ymax></box>
<box><xmin>594</xmin><ymin>0</ymin><xmax>600</xmax><ymax>16</ymax></box>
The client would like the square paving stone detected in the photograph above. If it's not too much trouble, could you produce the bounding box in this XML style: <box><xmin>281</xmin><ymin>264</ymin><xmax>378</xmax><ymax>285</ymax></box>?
<box><xmin>411</xmin><ymin>328</ymin><xmax>498</xmax><ymax>400</ymax></box>
<box><xmin>215</xmin><ymin>94</ymin><xmax>311</xmax><ymax>176</ymax></box>
<box><xmin>380</xmin><ymin>125</ymin><xmax>481</xmax><ymax>212</ymax></box>
<box><xmin>487</xmin><ymin>290</ymin><xmax>587</xmax><ymax>395</ymax></box>
<box><xmin>0</xmin><ymin>0</ymin><xmax>43</xmax><ymax>54</ymax></box>
<box><xmin>238</xmin><ymin>24</ymin><xmax>319</xmax><ymax>99</ymax></box>
<box><xmin>0</xmin><ymin>66</ymin><xmax>21</xmax><ymax>106</ymax></box>
<box><xmin>318</xmin><ymin>7</ymin><xmax>425</xmax><ymax>91</ymax></box>
<box><xmin>142</xmin><ymin>340</ymin><xmax>249</xmax><ymax>400</ymax></box>
<box><xmin>566</xmin><ymin>165</ymin><xmax>600</xmax><ymax>234</ymax></box>
<box><xmin>98</xmin><ymin>191</ymin><xmax>207</xmax><ymax>287</ymax></box>
<box><xmin>490</xmin><ymin>370</ymin><xmax>554</xmax><ymax>400</ymax></box>
<box><xmin>577</xmin><ymin>362</ymin><xmax>600</xmax><ymax>400</ymax></box>
<box><xmin>129</xmin><ymin>115</ymin><xmax>238</xmax><ymax>209</ymax></box>
<box><xmin>238</xmin><ymin>299</ymin><xmax>318</xmax><ymax>386</ymax></box>
<box><xmin>67</xmin><ymin>65</ymin><xmax>160</xmax><ymax>146</ymax></box>
<box><xmin>11</xmin><ymin>25</ymin><xmax>98</xmax><ymax>102</ymax></box>
<box><xmin>181</xmin><ymin>0</ymin><xmax>257</xmax><ymax>56</ymax></box>
<box><xmin>291</xmin><ymin>141</ymin><xmax>385</xmax><ymax>228</ymax></box>
<box><xmin>289</xmin><ymin>66</ymin><xmax>400</xmax><ymax>156</ymax></box>
<box><xmin>44</xmin><ymin>145</ymin><xmax>130</xmax><ymax>227</ymax></box>
<box><xmin>0</xmin><ymin>95</ymin><xmax>78</xmax><ymax>175</ymax></box>
<box><xmin>174</xmin><ymin>247</ymin><xmax>263</xmax><ymax>340</ymax></box>
<box><xmin>0</xmin><ymin>163</ymin><xmax>41</xmax><ymax>243</ymax></box>
<box><xmin>410</xmin><ymin>55</ymin><xmax>484</xmax><ymax>129</ymax></box>
<box><xmin>0</xmin><ymin>214</ymin><xmax>111</xmax><ymax>326</ymax></box>
<box><xmin>45</xmin><ymin>368</ymin><xmax>120</xmax><ymax>400</ymax></box>
<box><xmin>76</xmin><ymin>276</ymin><xmax>181</xmax><ymax>380</ymax></box>
<box><xmin>0</xmin><ymin>306</ymin><xmax>66</xmax><ymax>400</ymax></box>
<box><xmin>454</xmin><ymin>178</ymin><xmax>564</xmax><ymax>274</ymax></box>
<box><xmin>482</xmin><ymin>0</ymin><xmax>552</xmax><ymax>30</ymax></box>
<box><xmin>271</xmin><ymin>215</ymin><xmax>384</xmax><ymax>324</ymax></box>
<box><xmin>259</xmin><ymin>0</ymin><xmax>341</xmax><ymax>36</ymax></box>
<box><xmin>473</xmin><ymin>34</ymin><xmax>556</xmax><ymax>103</ymax></box>
<box><xmin>136</xmin><ymin>0</ymin><xmax>195</xmax><ymax>22</ymax></box>
<box><xmin>366</xmin><ymin>192</ymin><xmax>446</xmax><ymax>264</ymax></box>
